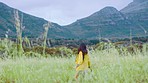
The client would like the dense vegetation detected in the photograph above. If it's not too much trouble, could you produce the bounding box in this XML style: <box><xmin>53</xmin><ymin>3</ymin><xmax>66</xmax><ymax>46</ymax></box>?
<box><xmin>0</xmin><ymin>38</ymin><xmax>148</xmax><ymax>82</ymax></box>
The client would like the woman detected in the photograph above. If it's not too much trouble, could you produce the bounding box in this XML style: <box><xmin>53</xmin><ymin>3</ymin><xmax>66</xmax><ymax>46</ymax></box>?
<box><xmin>75</xmin><ymin>43</ymin><xmax>91</xmax><ymax>79</ymax></box>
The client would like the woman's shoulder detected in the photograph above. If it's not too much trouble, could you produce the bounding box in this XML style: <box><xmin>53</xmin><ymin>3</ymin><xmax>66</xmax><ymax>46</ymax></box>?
<box><xmin>79</xmin><ymin>51</ymin><xmax>83</xmax><ymax>54</ymax></box>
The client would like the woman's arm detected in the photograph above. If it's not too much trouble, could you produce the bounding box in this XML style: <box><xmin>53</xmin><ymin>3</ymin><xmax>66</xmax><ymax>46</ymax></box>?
<box><xmin>75</xmin><ymin>51</ymin><xmax>83</xmax><ymax>64</ymax></box>
<box><xmin>88</xmin><ymin>54</ymin><xmax>91</xmax><ymax>66</ymax></box>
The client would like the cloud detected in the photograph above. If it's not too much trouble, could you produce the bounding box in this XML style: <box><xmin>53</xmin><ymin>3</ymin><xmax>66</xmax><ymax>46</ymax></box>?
<box><xmin>0</xmin><ymin>0</ymin><xmax>133</xmax><ymax>25</ymax></box>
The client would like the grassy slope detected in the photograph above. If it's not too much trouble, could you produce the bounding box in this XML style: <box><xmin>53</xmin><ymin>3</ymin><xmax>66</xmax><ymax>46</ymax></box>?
<box><xmin>0</xmin><ymin>49</ymin><xmax>148</xmax><ymax>83</ymax></box>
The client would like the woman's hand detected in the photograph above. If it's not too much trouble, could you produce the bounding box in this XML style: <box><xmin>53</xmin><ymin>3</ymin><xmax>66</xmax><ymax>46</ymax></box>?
<box><xmin>89</xmin><ymin>66</ymin><xmax>92</xmax><ymax>72</ymax></box>
<box><xmin>75</xmin><ymin>64</ymin><xmax>80</xmax><ymax>68</ymax></box>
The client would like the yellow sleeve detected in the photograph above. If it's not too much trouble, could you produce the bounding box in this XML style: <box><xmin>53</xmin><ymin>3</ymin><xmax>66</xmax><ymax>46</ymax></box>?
<box><xmin>88</xmin><ymin>55</ymin><xmax>91</xmax><ymax>67</ymax></box>
<box><xmin>75</xmin><ymin>51</ymin><xmax>83</xmax><ymax>64</ymax></box>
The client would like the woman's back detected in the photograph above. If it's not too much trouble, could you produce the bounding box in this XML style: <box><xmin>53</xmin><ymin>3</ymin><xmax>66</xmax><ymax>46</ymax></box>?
<box><xmin>75</xmin><ymin>51</ymin><xmax>90</xmax><ymax>71</ymax></box>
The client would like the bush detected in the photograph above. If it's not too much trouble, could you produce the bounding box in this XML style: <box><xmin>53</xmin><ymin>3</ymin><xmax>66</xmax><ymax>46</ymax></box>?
<box><xmin>24</xmin><ymin>46</ymin><xmax>74</xmax><ymax>57</ymax></box>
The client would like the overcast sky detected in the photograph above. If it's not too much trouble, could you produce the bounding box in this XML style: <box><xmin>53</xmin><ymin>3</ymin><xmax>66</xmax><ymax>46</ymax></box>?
<box><xmin>0</xmin><ymin>0</ymin><xmax>133</xmax><ymax>25</ymax></box>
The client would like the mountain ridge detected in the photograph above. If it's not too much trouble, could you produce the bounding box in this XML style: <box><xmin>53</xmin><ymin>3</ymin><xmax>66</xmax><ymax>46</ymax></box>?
<box><xmin>0</xmin><ymin>0</ymin><xmax>148</xmax><ymax>39</ymax></box>
<box><xmin>0</xmin><ymin>2</ymin><xmax>75</xmax><ymax>39</ymax></box>
<box><xmin>64</xmin><ymin>6</ymin><xmax>132</xmax><ymax>39</ymax></box>
<box><xmin>120</xmin><ymin>0</ymin><xmax>148</xmax><ymax>37</ymax></box>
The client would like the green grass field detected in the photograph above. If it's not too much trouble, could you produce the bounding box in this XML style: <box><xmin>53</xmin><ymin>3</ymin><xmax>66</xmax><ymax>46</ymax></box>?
<box><xmin>0</xmin><ymin>48</ymin><xmax>148</xmax><ymax>83</ymax></box>
<box><xmin>0</xmin><ymin>9</ymin><xmax>147</xmax><ymax>83</ymax></box>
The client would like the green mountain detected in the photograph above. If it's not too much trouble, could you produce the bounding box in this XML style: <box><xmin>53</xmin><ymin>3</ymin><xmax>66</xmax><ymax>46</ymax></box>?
<box><xmin>0</xmin><ymin>0</ymin><xmax>148</xmax><ymax>39</ymax></box>
<box><xmin>64</xmin><ymin>7</ymin><xmax>132</xmax><ymax>39</ymax></box>
<box><xmin>120</xmin><ymin>0</ymin><xmax>148</xmax><ymax>36</ymax></box>
<box><xmin>0</xmin><ymin>2</ymin><xmax>73</xmax><ymax>39</ymax></box>
<box><xmin>64</xmin><ymin>0</ymin><xmax>148</xmax><ymax>39</ymax></box>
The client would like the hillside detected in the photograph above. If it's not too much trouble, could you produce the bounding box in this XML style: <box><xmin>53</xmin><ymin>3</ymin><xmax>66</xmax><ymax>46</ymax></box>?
<box><xmin>120</xmin><ymin>0</ymin><xmax>148</xmax><ymax>36</ymax></box>
<box><xmin>0</xmin><ymin>0</ymin><xmax>148</xmax><ymax>39</ymax></box>
<box><xmin>64</xmin><ymin>7</ymin><xmax>135</xmax><ymax>39</ymax></box>
<box><xmin>64</xmin><ymin>0</ymin><xmax>148</xmax><ymax>39</ymax></box>
<box><xmin>0</xmin><ymin>2</ymin><xmax>73</xmax><ymax>39</ymax></box>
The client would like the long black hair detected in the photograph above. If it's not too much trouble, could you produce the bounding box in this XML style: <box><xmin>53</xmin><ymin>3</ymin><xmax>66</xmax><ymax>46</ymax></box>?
<box><xmin>78</xmin><ymin>43</ymin><xmax>88</xmax><ymax>60</ymax></box>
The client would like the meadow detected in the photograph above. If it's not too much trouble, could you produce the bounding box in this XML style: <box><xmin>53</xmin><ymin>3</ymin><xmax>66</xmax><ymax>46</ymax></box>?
<box><xmin>0</xmin><ymin>10</ymin><xmax>148</xmax><ymax>82</ymax></box>
<box><xmin>0</xmin><ymin>39</ymin><xmax>148</xmax><ymax>83</ymax></box>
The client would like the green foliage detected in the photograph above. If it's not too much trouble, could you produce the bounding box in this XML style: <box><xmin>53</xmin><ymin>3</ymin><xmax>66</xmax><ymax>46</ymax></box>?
<box><xmin>0</xmin><ymin>39</ymin><xmax>75</xmax><ymax>58</ymax></box>
<box><xmin>58</xmin><ymin>46</ymin><xmax>73</xmax><ymax>57</ymax></box>
<box><xmin>0</xmin><ymin>49</ymin><xmax>148</xmax><ymax>82</ymax></box>
<box><xmin>24</xmin><ymin>46</ymin><xmax>74</xmax><ymax>57</ymax></box>
<box><xmin>94</xmin><ymin>42</ymin><xmax>114</xmax><ymax>50</ymax></box>
<box><xmin>0</xmin><ymin>39</ymin><xmax>18</xmax><ymax>58</ymax></box>
<box><xmin>23</xmin><ymin>37</ymin><xmax>31</xmax><ymax>48</ymax></box>
<box><xmin>94</xmin><ymin>42</ymin><xmax>148</xmax><ymax>56</ymax></box>
<box><xmin>0</xmin><ymin>38</ymin><xmax>148</xmax><ymax>82</ymax></box>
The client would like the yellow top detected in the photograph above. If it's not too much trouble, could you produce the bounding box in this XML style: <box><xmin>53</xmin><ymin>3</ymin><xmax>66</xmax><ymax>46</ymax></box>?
<box><xmin>75</xmin><ymin>51</ymin><xmax>91</xmax><ymax>71</ymax></box>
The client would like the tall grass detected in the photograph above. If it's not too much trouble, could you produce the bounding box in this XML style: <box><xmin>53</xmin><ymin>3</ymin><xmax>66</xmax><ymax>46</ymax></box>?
<box><xmin>0</xmin><ymin>39</ymin><xmax>18</xmax><ymax>58</ymax></box>
<box><xmin>14</xmin><ymin>9</ymin><xmax>24</xmax><ymax>56</ymax></box>
<box><xmin>0</xmin><ymin>46</ymin><xmax>147</xmax><ymax>83</ymax></box>
<box><xmin>24</xmin><ymin>37</ymin><xmax>31</xmax><ymax>48</ymax></box>
<box><xmin>42</xmin><ymin>22</ymin><xmax>50</xmax><ymax>56</ymax></box>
